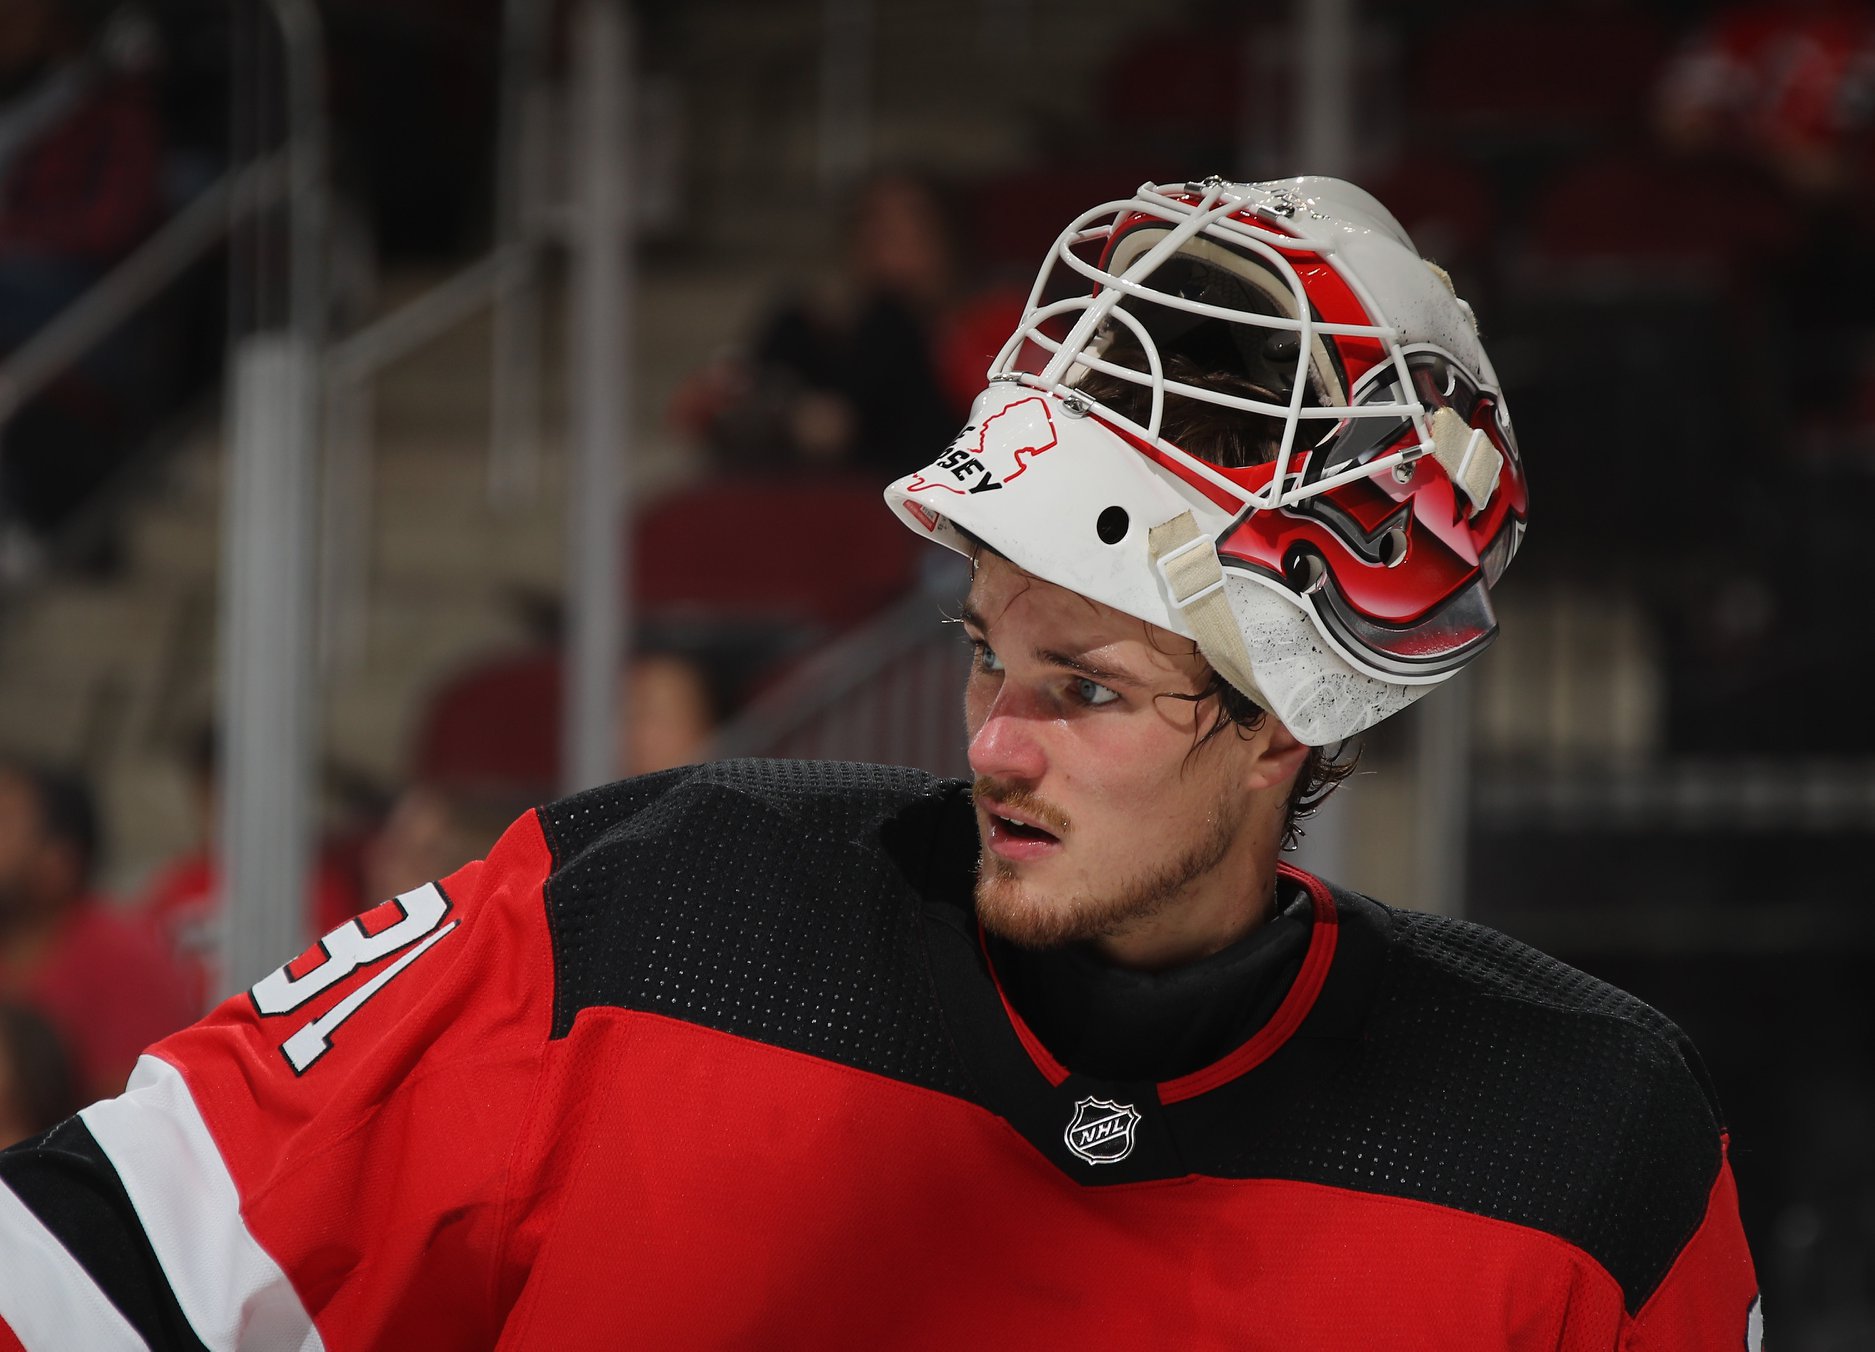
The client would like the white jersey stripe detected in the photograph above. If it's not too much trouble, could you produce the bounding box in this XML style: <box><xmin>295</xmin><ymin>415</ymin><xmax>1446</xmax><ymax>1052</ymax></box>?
<box><xmin>80</xmin><ymin>1055</ymin><xmax>324</xmax><ymax>1352</ymax></box>
<box><xmin>0</xmin><ymin>1175</ymin><xmax>147</xmax><ymax>1352</ymax></box>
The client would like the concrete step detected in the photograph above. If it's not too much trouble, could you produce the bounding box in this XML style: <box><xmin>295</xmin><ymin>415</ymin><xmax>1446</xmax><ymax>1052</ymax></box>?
<box><xmin>0</xmin><ymin>671</ymin><xmax>113</xmax><ymax>761</ymax></box>
<box><xmin>0</xmin><ymin>579</ymin><xmax>190</xmax><ymax>682</ymax></box>
<box><xmin>676</xmin><ymin>0</ymin><xmax>1154</xmax><ymax>251</ymax></box>
<box><xmin>128</xmin><ymin>498</ymin><xmax>218</xmax><ymax>582</ymax></box>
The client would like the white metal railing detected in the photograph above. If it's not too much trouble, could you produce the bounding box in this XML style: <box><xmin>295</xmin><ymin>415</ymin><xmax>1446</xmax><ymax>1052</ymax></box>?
<box><xmin>317</xmin><ymin>250</ymin><xmax>516</xmax><ymax>673</ymax></box>
<box><xmin>314</xmin><ymin>0</ymin><xmax>549</xmax><ymax>669</ymax></box>
<box><xmin>0</xmin><ymin>155</ymin><xmax>287</xmax><ymax>429</ymax></box>
<box><xmin>710</xmin><ymin>591</ymin><xmax>972</xmax><ymax>777</ymax></box>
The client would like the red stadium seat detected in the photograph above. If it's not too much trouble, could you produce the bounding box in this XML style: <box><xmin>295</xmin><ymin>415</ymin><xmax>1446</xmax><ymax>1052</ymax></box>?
<box><xmin>412</xmin><ymin>648</ymin><xmax>561</xmax><ymax>795</ymax></box>
<box><xmin>630</xmin><ymin>475</ymin><xmax>924</xmax><ymax>632</ymax></box>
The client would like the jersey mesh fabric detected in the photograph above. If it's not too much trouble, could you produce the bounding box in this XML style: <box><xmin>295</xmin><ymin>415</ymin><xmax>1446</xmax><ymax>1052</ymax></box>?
<box><xmin>538</xmin><ymin>759</ymin><xmax>971</xmax><ymax>1096</ymax></box>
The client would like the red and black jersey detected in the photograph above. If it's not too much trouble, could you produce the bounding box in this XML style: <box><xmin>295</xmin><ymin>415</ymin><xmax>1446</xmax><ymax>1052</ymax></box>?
<box><xmin>0</xmin><ymin>760</ymin><xmax>1760</xmax><ymax>1349</ymax></box>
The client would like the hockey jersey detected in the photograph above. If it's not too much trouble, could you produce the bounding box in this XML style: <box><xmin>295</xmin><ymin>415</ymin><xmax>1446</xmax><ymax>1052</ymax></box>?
<box><xmin>0</xmin><ymin>760</ymin><xmax>1760</xmax><ymax>1349</ymax></box>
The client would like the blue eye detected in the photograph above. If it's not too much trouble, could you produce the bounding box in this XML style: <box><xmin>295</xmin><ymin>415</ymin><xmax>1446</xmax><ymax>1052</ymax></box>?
<box><xmin>1075</xmin><ymin>677</ymin><xmax>1120</xmax><ymax>707</ymax></box>
<box><xmin>973</xmin><ymin>641</ymin><xmax>1003</xmax><ymax>673</ymax></box>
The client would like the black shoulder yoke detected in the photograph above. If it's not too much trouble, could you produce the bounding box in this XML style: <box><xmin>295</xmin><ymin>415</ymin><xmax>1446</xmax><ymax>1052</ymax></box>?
<box><xmin>535</xmin><ymin>758</ymin><xmax>975</xmax><ymax>1097</ymax></box>
<box><xmin>1193</xmin><ymin>890</ymin><xmax>1725</xmax><ymax>1315</ymax></box>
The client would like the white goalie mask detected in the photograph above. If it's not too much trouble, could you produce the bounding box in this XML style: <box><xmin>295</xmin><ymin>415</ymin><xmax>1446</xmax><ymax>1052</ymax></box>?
<box><xmin>884</xmin><ymin>176</ymin><xmax>1528</xmax><ymax>745</ymax></box>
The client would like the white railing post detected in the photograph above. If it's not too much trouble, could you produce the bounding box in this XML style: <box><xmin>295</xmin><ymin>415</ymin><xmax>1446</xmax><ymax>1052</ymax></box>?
<box><xmin>219</xmin><ymin>334</ymin><xmax>320</xmax><ymax>993</ymax></box>
<box><xmin>564</xmin><ymin>0</ymin><xmax>633</xmax><ymax>792</ymax></box>
<box><xmin>218</xmin><ymin>0</ymin><xmax>330</xmax><ymax>997</ymax></box>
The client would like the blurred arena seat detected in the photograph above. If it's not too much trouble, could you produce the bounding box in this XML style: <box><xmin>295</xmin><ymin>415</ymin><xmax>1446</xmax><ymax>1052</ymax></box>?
<box><xmin>411</xmin><ymin>647</ymin><xmax>561</xmax><ymax>796</ymax></box>
<box><xmin>1518</xmin><ymin>148</ymin><xmax>1786</xmax><ymax>290</ymax></box>
<box><xmin>629</xmin><ymin>475</ymin><xmax>923</xmax><ymax>632</ymax></box>
<box><xmin>962</xmin><ymin>166</ymin><xmax>1159</xmax><ymax>274</ymax></box>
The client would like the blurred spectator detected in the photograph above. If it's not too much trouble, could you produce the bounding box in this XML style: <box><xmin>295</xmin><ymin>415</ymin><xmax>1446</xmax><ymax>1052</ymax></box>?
<box><xmin>1654</xmin><ymin>2</ymin><xmax>1875</xmax><ymax>456</ymax></box>
<box><xmin>0</xmin><ymin>755</ymin><xmax>192</xmax><ymax>1100</ymax></box>
<box><xmin>359</xmin><ymin>783</ymin><xmax>520</xmax><ymax>905</ymax></box>
<box><xmin>0</xmin><ymin>999</ymin><xmax>80</xmax><ymax>1148</ymax></box>
<box><xmin>135</xmin><ymin>725</ymin><xmax>364</xmax><ymax>1011</ymax></box>
<box><xmin>677</xmin><ymin>170</ymin><xmax>963</xmax><ymax>475</ymax></box>
<box><xmin>0</xmin><ymin>0</ymin><xmax>165</xmax><ymax>555</ymax></box>
<box><xmin>1655</xmin><ymin>0</ymin><xmax>1875</xmax><ymax>196</ymax></box>
<box><xmin>619</xmin><ymin>650</ymin><xmax>723</xmax><ymax>780</ymax></box>
<box><xmin>0</xmin><ymin>0</ymin><xmax>162</xmax><ymax>270</ymax></box>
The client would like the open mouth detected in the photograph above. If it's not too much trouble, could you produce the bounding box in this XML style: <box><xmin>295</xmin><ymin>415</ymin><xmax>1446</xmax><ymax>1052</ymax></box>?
<box><xmin>980</xmin><ymin>801</ymin><xmax>1064</xmax><ymax>858</ymax></box>
<box><xmin>991</xmin><ymin>812</ymin><xmax>1058</xmax><ymax>843</ymax></box>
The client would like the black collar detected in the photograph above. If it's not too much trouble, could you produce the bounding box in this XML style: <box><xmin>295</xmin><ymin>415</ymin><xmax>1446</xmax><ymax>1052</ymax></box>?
<box><xmin>981</xmin><ymin>880</ymin><xmax>1314</xmax><ymax>1083</ymax></box>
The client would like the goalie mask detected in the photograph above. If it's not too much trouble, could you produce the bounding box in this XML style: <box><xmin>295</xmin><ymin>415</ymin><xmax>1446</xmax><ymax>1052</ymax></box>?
<box><xmin>884</xmin><ymin>176</ymin><xmax>1528</xmax><ymax>745</ymax></box>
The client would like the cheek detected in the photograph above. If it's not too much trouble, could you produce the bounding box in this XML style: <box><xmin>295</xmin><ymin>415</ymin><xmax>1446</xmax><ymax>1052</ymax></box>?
<box><xmin>1061</xmin><ymin>720</ymin><xmax>1185</xmax><ymax>808</ymax></box>
<box><xmin>1078</xmin><ymin>723</ymin><xmax>1239</xmax><ymax>829</ymax></box>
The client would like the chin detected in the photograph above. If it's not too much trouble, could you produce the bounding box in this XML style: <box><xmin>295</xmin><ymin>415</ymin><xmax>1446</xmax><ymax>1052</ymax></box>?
<box><xmin>975</xmin><ymin>871</ymin><xmax>1067</xmax><ymax>950</ymax></box>
<box><xmin>974</xmin><ymin>866</ymin><xmax>1135</xmax><ymax>951</ymax></box>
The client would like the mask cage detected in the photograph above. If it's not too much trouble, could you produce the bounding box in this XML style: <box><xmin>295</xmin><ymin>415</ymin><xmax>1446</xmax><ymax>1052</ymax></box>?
<box><xmin>987</xmin><ymin>180</ymin><xmax>1438</xmax><ymax>517</ymax></box>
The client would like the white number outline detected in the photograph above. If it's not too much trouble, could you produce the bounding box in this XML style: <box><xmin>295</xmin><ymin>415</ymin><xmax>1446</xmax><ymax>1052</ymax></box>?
<box><xmin>248</xmin><ymin>882</ymin><xmax>458</xmax><ymax>1073</ymax></box>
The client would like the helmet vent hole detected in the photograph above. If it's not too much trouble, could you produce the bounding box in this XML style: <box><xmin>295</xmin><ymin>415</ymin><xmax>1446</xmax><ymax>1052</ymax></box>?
<box><xmin>1285</xmin><ymin>551</ymin><xmax>1327</xmax><ymax>594</ymax></box>
<box><xmin>1096</xmin><ymin>506</ymin><xmax>1130</xmax><ymax>545</ymax></box>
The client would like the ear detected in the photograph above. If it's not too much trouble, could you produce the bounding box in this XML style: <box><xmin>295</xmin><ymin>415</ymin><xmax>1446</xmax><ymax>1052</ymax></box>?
<box><xmin>1243</xmin><ymin>717</ymin><xmax>1311</xmax><ymax>793</ymax></box>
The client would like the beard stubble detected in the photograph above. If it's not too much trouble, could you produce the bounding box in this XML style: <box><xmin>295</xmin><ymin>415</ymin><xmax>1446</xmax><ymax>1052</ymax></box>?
<box><xmin>972</xmin><ymin>775</ymin><xmax>1239</xmax><ymax>950</ymax></box>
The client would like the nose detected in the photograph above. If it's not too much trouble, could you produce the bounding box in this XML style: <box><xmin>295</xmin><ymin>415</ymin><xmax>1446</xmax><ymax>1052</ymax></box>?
<box><xmin>967</xmin><ymin>685</ymin><xmax>1048</xmax><ymax>785</ymax></box>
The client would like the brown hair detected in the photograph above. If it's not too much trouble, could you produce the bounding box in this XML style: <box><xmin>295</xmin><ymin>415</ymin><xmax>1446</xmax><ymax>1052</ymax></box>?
<box><xmin>1075</xmin><ymin>352</ymin><xmax>1285</xmax><ymax>470</ymax></box>
<box><xmin>1161</xmin><ymin>668</ymin><xmax>1359</xmax><ymax>853</ymax></box>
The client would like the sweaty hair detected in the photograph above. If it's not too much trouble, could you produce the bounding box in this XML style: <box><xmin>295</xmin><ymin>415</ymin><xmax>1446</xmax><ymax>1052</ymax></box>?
<box><xmin>1165</xmin><ymin>668</ymin><xmax>1358</xmax><ymax>853</ymax></box>
<box><xmin>1074</xmin><ymin>350</ymin><xmax>1286</xmax><ymax>471</ymax></box>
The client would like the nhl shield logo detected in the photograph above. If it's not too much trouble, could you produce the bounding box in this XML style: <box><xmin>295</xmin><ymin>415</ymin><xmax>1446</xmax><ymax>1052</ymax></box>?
<box><xmin>1063</xmin><ymin>1096</ymin><xmax>1142</xmax><ymax>1165</ymax></box>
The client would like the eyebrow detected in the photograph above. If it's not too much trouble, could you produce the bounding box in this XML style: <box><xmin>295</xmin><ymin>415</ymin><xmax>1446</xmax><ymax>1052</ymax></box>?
<box><xmin>957</xmin><ymin>604</ymin><xmax>1145</xmax><ymax>689</ymax></box>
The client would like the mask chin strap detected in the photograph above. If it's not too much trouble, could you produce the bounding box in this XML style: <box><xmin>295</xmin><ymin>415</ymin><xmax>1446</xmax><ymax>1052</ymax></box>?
<box><xmin>1148</xmin><ymin>512</ymin><xmax>1276</xmax><ymax>717</ymax></box>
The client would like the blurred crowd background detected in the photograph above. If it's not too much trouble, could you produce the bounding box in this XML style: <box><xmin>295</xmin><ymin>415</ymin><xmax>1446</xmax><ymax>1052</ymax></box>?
<box><xmin>0</xmin><ymin>0</ymin><xmax>1869</xmax><ymax>1338</ymax></box>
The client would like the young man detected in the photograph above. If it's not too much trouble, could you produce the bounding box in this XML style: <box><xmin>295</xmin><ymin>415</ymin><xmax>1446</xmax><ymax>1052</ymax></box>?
<box><xmin>0</xmin><ymin>179</ymin><xmax>1758</xmax><ymax>1348</ymax></box>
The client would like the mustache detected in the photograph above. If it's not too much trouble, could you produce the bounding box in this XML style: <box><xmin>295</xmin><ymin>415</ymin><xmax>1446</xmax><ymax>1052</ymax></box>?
<box><xmin>971</xmin><ymin>777</ymin><xmax>1072</xmax><ymax>837</ymax></box>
